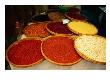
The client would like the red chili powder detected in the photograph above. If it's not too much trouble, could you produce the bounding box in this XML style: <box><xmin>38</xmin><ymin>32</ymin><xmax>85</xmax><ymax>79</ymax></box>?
<box><xmin>66</xmin><ymin>13</ymin><xmax>86</xmax><ymax>20</ymax></box>
<box><xmin>7</xmin><ymin>39</ymin><xmax>44</xmax><ymax>65</ymax></box>
<box><xmin>47</xmin><ymin>22</ymin><xmax>73</xmax><ymax>34</ymax></box>
<box><xmin>42</xmin><ymin>36</ymin><xmax>81</xmax><ymax>64</ymax></box>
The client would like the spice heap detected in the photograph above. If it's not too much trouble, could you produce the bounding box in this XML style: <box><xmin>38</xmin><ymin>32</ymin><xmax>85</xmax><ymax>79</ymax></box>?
<box><xmin>24</xmin><ymin>23</ymin><xmax>50</xmax><ymax>37</ymax></box>
<box><xmin>68</xmin><ymin>21</ymin><xmax>98</xmax><ymax>35</ymax></box>
<box><xmin>41</xmin><ymin>35</ymin><xmax>81</xmax><ymax>65</ymax></box>
<box><xmin>74</xmin><ymin>35</ymin><xmax>106</xmax><ymax>64</ymax></box>
<box><xmin>47</xmin><ymin>22</ymin><xmax>73</xmax><ymax>35</ymax></box>
<box><xmin>65</xmin><ymin>7</ymin><xmax>86</xmax><ymax>21</ymax></box>
<box><xmin>65</xmin><ymin>13</ymin><xmax>86</xmax><ymax>21</ymax></box>
<box><xmin>6</xmin><ymin>39</ymin><xmax>44</xmax><ymax>67</ymax></box>
<box><xmin>48</xmin><ymin>12</ymin><xmax>65</xmax><ymax>22</ymax></box>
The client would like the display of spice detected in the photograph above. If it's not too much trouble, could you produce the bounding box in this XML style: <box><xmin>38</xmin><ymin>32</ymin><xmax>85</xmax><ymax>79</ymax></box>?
<box><xmin>65</xmin><ymin>13</ymin><xmax>86</xmax><ymax>21</ymax></box>
<box><xmin>74</xmin><ymin>35</ymin><xmax>106</xmax><ymax>64</ymax></box>
<box><xmin>6</xmin><ymin>10</ymin><xmax>105</xmax><ymax>69</ymax></box>
<box><xmin>6</xmin><ymin>39</ymin><xmax>44</xmax><ymax>67</ymax></box>
<box><xmin>41</xmin><ymin>35</ymin><xmax>81</xmax><ymax>65</ymax></box>
<box><xmin>67</xmin><ymin>21</ymin><xmax>98</xmax><ymax>35</ymax></box>
<box><xmin>46</xmin><ymin>22</ymin><xmax>73</xmax><ymax>35</ymax></box>
<box><xmin>24</xmin><ymin>22</ymin><xmax>50</xmax><ymax>37</ymax></box>
<box><xmin>48</xmin><ymin>12</ymin><xmax>65</xmax><ymax>22</ymax></box>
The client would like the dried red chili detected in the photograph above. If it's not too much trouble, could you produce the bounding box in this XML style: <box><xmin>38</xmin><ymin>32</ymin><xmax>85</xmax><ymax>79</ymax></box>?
<box><xmin>41</xmin><ymin>35</ymin><xmax>81</xmax><ymax>65</ymax></box>
<box><xmin>47</xmin><ymin>22</ymin><xmax>73</xmax><ymax>34</ymax></box>
<box><xmin>24</xmin><ymin>23</ymin><xmax>49</xmax><ymax>37</ymax></box>
<box><xmin>7</xmin><ymin>39</ymin><xmax>44</xmax><ymax>66</ymax></box>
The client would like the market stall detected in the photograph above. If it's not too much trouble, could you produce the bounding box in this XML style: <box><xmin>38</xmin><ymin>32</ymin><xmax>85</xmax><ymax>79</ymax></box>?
<box><xmin>5</xmin><ymin>5</ymin><xmax>106</xmax><ymax>70</ymax></box>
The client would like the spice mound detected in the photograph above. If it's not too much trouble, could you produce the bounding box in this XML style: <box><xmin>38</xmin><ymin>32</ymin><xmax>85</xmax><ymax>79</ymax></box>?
<box><xmin>48</xmin><ymin>12</ymin><xmax>65</xmax><ymax>22</ymax></box>
<box><xmin>68</xmin><ymin>21</ymin><xmax>98</xmax><ymax>35</ymax></box>
<box><xmin>24</xmin><ymin>23</ymin><xmax>49</xmax><ymax>37</ymax></box>
<box><xmin>65</xmin><ymin>13</ymin><xmax>86</xmax><ymax>20</ymax></box>
<box><xmin>74</xmin><ymin>35</ymin><xmax>106</xmax><ymax>64</ymax></box>
<box><xmin>47</xmin><ymin>22</ymin><xmax>73</xmax><ymax>35</ymax></box>
<box><xmin>6</xmin><ymin>39</ymin><xmax>44</xmax><ymax>67</ymax></box>
<box><xmin>41</xmin><ymin>35</ymin><xmax>81</xmax><ymax>65</ymax></box>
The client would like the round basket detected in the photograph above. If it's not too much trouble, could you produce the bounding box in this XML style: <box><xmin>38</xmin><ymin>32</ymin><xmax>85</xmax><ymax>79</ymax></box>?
<box><xmin>23</xmin><ymin>22</ymin><xmax>50</xmax><ymax>38</ymax></box>
<box><xmin>74</xmin><ymin>35</ymin><xmax>106</xmax><ymax>64</ymax></box>
<box><xmin>46</xmin><ymin>22</ymin><xmax>73</xmax><ymax>35</ymax></box>
<box><xmin>65</xmin><ymin>13</ymin><xmax>86</xmax><ymax>21</ymax></box>
<box><xmin>48</xmin><ymin>12</ymin><xmax>65</xmax><ymax>22</ymax></box>
<box><xmin>6</xmin><ymin>38</ymin><xmax>44</xmax><ymax>67</ymax></box>
<box><xmin>67</xmin><ymin>20</ymin><xmax>98</xmax><ymax>35</ymax></box>
<box><xmin>41</xmin><ymin>34</ymin><xmax>81</xmax><ymax>65</ymax></box>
